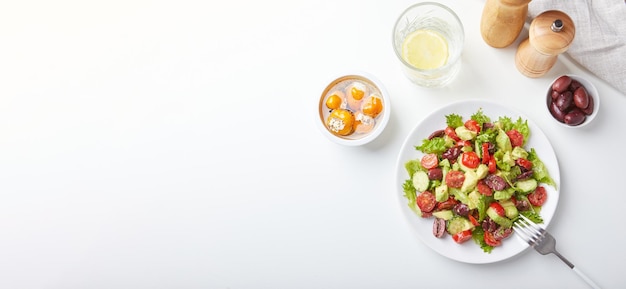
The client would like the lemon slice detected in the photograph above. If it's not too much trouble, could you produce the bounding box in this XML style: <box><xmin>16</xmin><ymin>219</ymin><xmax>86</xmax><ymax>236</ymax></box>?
<box><xmin>401</xmin><ymin>29</ymin><xmax>449</xmax><ymax>70</ymax></box>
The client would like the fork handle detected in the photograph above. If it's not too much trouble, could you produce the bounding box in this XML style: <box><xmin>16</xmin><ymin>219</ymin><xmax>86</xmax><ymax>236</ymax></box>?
<box><xmin>573</xmin><ymin>267</ymin><xmax>601</xmax><ymax>289</ymax></box>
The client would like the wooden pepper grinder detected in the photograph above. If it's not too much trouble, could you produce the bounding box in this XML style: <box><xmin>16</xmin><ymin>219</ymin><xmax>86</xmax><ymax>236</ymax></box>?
<box><xmin>480</xmin><ymin>0</ymin><xmax>532</xmax><ymax>48</ymax></box>
<box><xmin>515</xmin><ymin>10</ymin><xmax>575</xmax><ymax>78</ymax></box>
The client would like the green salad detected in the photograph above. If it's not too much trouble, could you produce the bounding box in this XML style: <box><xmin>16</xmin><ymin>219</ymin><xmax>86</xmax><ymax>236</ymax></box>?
<box><xmin>402</xmin><ymin>109</ymin><xmax>556</xmax><ymax>253</ymax></box>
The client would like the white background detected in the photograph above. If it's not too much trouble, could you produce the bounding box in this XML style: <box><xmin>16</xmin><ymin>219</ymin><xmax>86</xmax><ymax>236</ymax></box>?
<box><xmin>1</xmin><ymin>0</ymin><xmax>624</xmax><ymax>288</ymax></box>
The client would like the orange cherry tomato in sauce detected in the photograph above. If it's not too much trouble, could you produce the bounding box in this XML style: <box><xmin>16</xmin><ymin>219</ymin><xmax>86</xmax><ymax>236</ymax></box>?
<box><xmin>528</xmin><ymin>186</ymin><xmax>548</xmax><ymax>206</ymax></box>
<box><xmin>461</xmin><ymin>151</ymin><xmax>480</xmax><ymax>169</ymax></box>
<box><xmin>325</xmin><ymin>93</ymin><xmax>343</xmax><ymax>110</ymax></box>
<box><xmin>421</xmin><ymin>153</ymin><xmax>439</xmax><ymax>170</ymax></box>
<box><xmin>361</xmin><ymin>96</ymin><xmax>383</xmax><ymax>118</ymax></box>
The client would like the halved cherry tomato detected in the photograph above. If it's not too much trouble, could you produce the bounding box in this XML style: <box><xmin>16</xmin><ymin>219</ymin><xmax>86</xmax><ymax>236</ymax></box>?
<box><xmin>452</xmin><ymin>229</ymin><xmax>473</xmax><ymax>244</ymax></box>
<box><xmin>528</xmin><ymin>186</ymin><xmax>547</xmax><ymax>206</ymax></box>
<box><xmin>476</xmin><ymin>180</ymin><xmax>493</xmax><ymax>196</ymax></box>
<box><xmin>445</xmin><ymin>170</ymin><xmax>465</xmax><ymax>188</ymax></box>
<box><xmin>489</xmin><ymin>202</ymin><xmax>505</xmax><ymax>217</ymax></box>
<box><xmin>444</xmin><ymin>126</ymin><xmax>460</xmax><ymax>141</ymax></box>
<box><xmin>436</xmin><ymin>196</ymin><xmax>459</xmax><ymax>211</ymax></box>
<box><xmin>456</xmin><ymin>140</ymin><xmax>471</xmax><ymax>147</ymax></box>
<box><xmin>506</xmin><ymin>129</ymin><xmax>524</xmax><ymax>147</ymax></box>
<box><xmin>461</xmin><ymin>151</ymin><xmax>480</xmax><ymax>169</ymax></box>
<box><xmin>464</xmin><ymin>119</ymin><xmax>481</xmax><ymax>133</ymax></box>
<box><xmin>421</xmin><ymin>153</ymin><xmax>439</xmax><ymax>170</ymax></box>
<box><xmin>516</xmin><ymin>158</ymin><xmax>533</xmax><ymax>170</ymax></box>
<box><xmin>484</xmin><ymin>231</ymin><xmax>501</xmax><ymax>247</ymax></box>
<box><xmin>488</xmin><ymin>158</ymin><xmax>497</xmax><ymax>173</ymax></box>
<box><xmin>468</xmin><ymin>214</ymin><xmax>480</xmax><ymax>226</ymax></box>
<box><xmin>416</xmin><ymin>191</ymin><xmax>436</xmax><ymax>213</ymax></box>
<box><xmin>481</xmin><ymin>143</ymin><xmax>490</xmax><ymax>164</ymax></box>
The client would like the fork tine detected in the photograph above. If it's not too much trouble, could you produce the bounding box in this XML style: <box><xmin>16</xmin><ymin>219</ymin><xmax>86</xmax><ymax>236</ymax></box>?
<box><xmin>514</xmin><ymin>215</ymin><xmax>544</xmax><ymax>246</ymax></box>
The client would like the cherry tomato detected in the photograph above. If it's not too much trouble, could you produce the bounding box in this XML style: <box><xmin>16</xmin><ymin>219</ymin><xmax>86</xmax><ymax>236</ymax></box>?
<box><xmin>445</xmin><ymin>170</ymin><xmax>465</xmax><ymax>188</ymax></box>
<box><xmin>528</xmin><ymin>186</ymin><xmax>548</xmax><ymax>206</ymax></box>
<box><xmin>488</xmin><ymin>158</ymin><xmax>497</xmax><ymax>173</ymax></box>
<box><xmin>516</xmin><ymin>158</ymin><xmax>533</xmax><ymax>170</ymax></box>
<box><xmin>421</xmin><ymin>153</ymin><xmax>439</xmax><ymax>170</ymax></box>
<box><xmin>452</xmin><ymin>229</ymin><xmax>473</xmax><ymax>244</ymax></box>
<box><xmin>476</xmin><ymin>180</ymin><xmax>493</xmax><ymax>196</ymax></box>
<box><xmin>461</xmin><ymin>151</ymin><xmax>480</xmax><ymax>169</ymax></box>
<box><xmin>444</xmin><ymin>126</ymin><xmax>460</xmax><ymax>141</ymax></box>
<box><xmin>416</xmin><ymin>191</ymin><xmax>436</xmax><ymax>213</ymax></box>
<box><xmin>489</xmin><ymin>202</ymin><xmax>505</xmax><ymax>217</ymax></box>
<box><xmin>456</xmin><ymin>140</ymin><xmax>471</xmax><ymax>147</ymax></box>
<box><xmin>469</xmin><ymin>214</ymin><xmax>480</xmax><ymax>226</ymax></box>
<box><xmin>484</xmin><ymin>231</ymin><xmax>501</xmax><ymax>247</ymax></box>
<box><xmin>464</xmin><ymin>119</ymin><xmax>481</xmax><ymax>133</ymax></box>
<box><xmin>481</xmin><ymin>143</ymin><xmax>490</xmax><ymax>164</ymax></box>
<box><xmin>506</xmin><ymin>129</ymin><xmax>524</xmax><ymax>147</ymax></box>
<box><xmin>436</xmin><ymin>196</ymin><xmax>459</xmax><ymax>211</ymax></box>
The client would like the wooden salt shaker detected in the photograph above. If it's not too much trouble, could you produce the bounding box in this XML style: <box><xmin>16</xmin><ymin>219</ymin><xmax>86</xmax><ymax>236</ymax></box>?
<box><xmin>515</xmin><ymin>10</ymin><xmax>575</xmax><ymax>78</ymax></box>
<box><xmin>480</xmin><ymin>0</ymin><xmax>532</xmax><ymax>48</ymax></box>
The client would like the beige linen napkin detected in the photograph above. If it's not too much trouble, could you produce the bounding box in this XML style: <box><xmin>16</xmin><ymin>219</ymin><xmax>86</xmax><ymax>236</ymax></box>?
<box><xmin>528</xmin><ymin>0</ymin><xmax>626</xmax><ymax>95</ymax></box>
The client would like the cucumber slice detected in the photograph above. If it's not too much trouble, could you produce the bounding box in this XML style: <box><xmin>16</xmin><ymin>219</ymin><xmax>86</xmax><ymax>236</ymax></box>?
<box><xmin>412</xmin><ymin>170</ymin><xmax>429</xmax><ymax>192</ymax></box>
<box><xmin>447</xmin><ymin>216</ymin><xmax>474</xmax><ymax>235</ymax></box>
<box><xmin>433</xmin><ymin>210</ymin><xmax>454</xmax><ymax>220</ymax></box>
<box><xmin>516</xmin><ymin>178</ymin><xmax>538</xmax><ymax>193</ymax></box>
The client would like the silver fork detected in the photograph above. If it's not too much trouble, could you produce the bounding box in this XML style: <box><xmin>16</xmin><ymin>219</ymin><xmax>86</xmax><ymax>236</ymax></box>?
<box><xmin>514</xmin><ymin>214</ymin><xmax>601</xmax><ymax>289</ymax></box>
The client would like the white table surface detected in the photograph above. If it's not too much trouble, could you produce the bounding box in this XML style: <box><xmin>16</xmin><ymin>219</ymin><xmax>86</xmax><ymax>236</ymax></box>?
<box><xmin>1</xmin><ymin>0</ymin><xmax>624</xmax><ymax>288</ymax></box>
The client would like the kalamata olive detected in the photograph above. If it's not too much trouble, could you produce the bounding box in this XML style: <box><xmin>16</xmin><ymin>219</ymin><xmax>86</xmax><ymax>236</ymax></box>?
<box><xmin>428</xmin><ymin>129</ymin><xmax>445</xmax><ymax>140</ymax></box>
<box><xmin>582</xmin><ymin>93</ymin><xmax>594</xmax><ymax>115</ymax></box>
<box><xmin>427</xmin><ymin>167</ymin><xmax>443</xmax><ymax>181</ymax></box>
<box><xmin>515</xmin><ymin>199</ymin><xmax>531</xmax><ymax>211</ymax></box>
<box><xmin>442</xmin><ymin>146</ymin><xmax>461</xmax><ymax>163</ymax></box>
<box><xmin>493</xmin><ymin>227</ymin><xmax>513</xmax><ymax>241</ymax></box>
<box><xmin>555</xmin><ymin>91</ymin><xmax>573</xmax><ymax>112</ymax></box>
<box><xmin>551</xmin><ymin>89</ymin><xmax>560</xmax><ymax>100</ymax></box>
<box><xmin>549</xmin><ymin>101</ymin><xmax>566</xmax><ymax>122</ymax></box>
<box><xmin>484</xmin><ymin>174</ymin><xmax>508</xmax><ymax>191</ymax></box>
<box><xmin>570</xmin><ymin>79</ymin><xmax>583</xmax><ymax>92</ymax></box>
<box><xmin>482</xmin><ymin>218</ymin><xmax>497</xmax><ymax>233</ymax></box>
<box><xmin>453</xmin><ymin>203</ymin><xmax>470</xmax><ymax>217</ymax></box>
<box><xmin>433</xmin><ymin>218</ymin><xmax>446</xmax><ymax>238</ymax></box>
<box><xmin>564</xmin><ymin>108</ymin><xmax>586</xmax><ymax>126</ymax></box>
<box><xmin>573</xmin><ymin>86</ymin><xmax>589</xmax><ymax>109</ymax></box>
<box><xmin>552</xmin><ymin>75</ymin><xmax>572</xmax><ymax>93</ymax></box>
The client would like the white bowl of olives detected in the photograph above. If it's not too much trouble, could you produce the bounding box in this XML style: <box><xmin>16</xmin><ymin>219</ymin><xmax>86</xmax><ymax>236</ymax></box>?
<box><xmin>546</xmin><ymin>74</ymin><xmax>599</xmax><ymax>128</ymax></box>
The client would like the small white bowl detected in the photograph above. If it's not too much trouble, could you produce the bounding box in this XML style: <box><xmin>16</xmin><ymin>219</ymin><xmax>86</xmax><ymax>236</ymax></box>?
<box><xmin>546</xmin><ymin>74</ymin><xmax>599</xmax><ymax>128</ymax></box>
<box><xmin>317</xmin><ymin>72</ymin><xmax>390</xmax><ymax>146</ymax></box>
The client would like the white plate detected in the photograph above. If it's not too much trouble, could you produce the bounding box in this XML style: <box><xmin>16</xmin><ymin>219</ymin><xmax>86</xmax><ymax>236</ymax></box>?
<box><xmin>395</xmin><ymin>99</ymin><xmax>560</xmax><ymax>264</ymax></box>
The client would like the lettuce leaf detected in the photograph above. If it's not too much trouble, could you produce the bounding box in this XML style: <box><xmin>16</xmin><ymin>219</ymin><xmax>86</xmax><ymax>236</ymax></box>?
<box><xmin>446</xmin><ymin>113</ymin><xmax>463</xmax><ymax>128</ymax></box>
<box><xmin>415</xmin><ymin>137</ymin><xmax>447</xmax><ymax>154</ymax></box>
<box><xmin>528</xmin><ymin>148</ymin><xmax>556</xmax><ymax>189</ymax></box>
<box><xmin>471</xmin><ymin>109</ymin><xmax>491</xmax><ymax>127</ymax></box>
<box><xmin>402</xmin><ymin>179</ymin><xmax>421</xmax><ymax>216</ymax></box>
